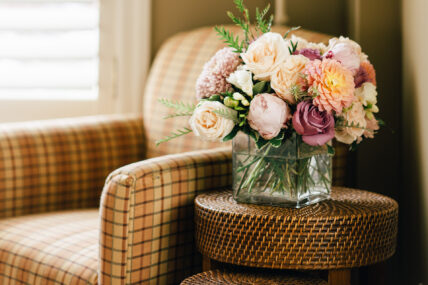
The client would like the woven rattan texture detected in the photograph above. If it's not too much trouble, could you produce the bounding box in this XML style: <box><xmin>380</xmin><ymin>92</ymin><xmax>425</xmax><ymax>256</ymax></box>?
<box><xmin>180</xmin><ymin>270</ymin><xmax>327</xmax><ymax>285</ymax></box>
<box><xmin>195</xmin><ymin>188</ymin><xmax>398</xmax><ymax>270</ymax></box>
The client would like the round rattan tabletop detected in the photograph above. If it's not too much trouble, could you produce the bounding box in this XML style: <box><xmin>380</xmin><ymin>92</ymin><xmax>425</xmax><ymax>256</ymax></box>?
<box><xmin>180</xmin><ymin>270</ymin><xmax>327</xmax><ymax>285</ymax></box>
<box><xmin>195</xmin><ymin>187</ymin><xmax>398</xmax><ymax>270</ymax></box>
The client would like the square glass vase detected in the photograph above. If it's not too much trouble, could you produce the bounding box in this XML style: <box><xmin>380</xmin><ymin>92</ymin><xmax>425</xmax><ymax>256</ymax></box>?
<box><xmin>232</xmin><ymin>132</ymin><xmax>333</xmax><ymax>208</ymax></box>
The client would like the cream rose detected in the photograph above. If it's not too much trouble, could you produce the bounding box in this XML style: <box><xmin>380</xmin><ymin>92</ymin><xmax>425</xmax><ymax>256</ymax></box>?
<box><xmin>271</xmin><ymin>55</ymin><xmax>309</xmax><ymax>103</ymax></box>
<box><xmin>241</xmin><ymin>32</ymin><xmax>289</xmax><ymax>81</ymax></box>
<box><xmin>335</xmin><ymin>101</ymin><xmax>367</xmax><ymax>144</ymax></box>
<box><xmin>227</xmin><ymin>66</ymin><xmax>253</xmax><ymax>96</ymax></box>
<box><xmin>189</xmin><ymin>101</ymin><xmax>237</xmax><ymax>141</ymax></box>
<box><xmin>355</xmin><ymin>82</ymin><xmax>379</xmax><ymax>118</ymax></box>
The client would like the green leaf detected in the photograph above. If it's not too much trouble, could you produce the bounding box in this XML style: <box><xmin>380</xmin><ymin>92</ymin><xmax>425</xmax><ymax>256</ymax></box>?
<box><xmin>253</xmin><ymin>81</ymin><xmax>267</xmax><ymax>95</ymax></box>
<box><xmin>214</xmin><ymin>26</ymin><xmax>243</xmax><ymax>53</ymax></box>
<box><xmin>212</xmin><ymin>108</ymin><xmax>239</xmax><ymax>124</ymax></box>
<box><xmin>222</xmin><ymin>125</ymin><xmax>240</xmax><ymax>142</ymax></box>
<box><xmin>256</xmin><ymin>137</ymin><xmax>268</xmax><ymax>149</ymax></box>
<box><xmin>163</xmin><ymin>111</ymin><xmax>193</xmax><ymax>119</ymax></box>
<box><xmin>283</xmin><ymin>26</ymin><xmax>301</xmax><ymax>39</ymax></box>
<box><xmin>156</xmin><ymin>128</ymin><xmax>192</xmax><ymax>146</ymax></box>
<box><xmin>158</xmin><ymin>98</ymin><xmax>196</xmax><ymax>113</ymax></box>
<box><xmin>269</xmin><ymin>131</ymin><xmax>285</xmax><ymax>148</ymax></box>
<box><xmin>327</xmin><ymin>144</ymin><xmax>335</xmax><ymax>156</ymax></box>
<box><xmin>206</xmin><ymin>94</ymin><xmax>222</xmax><ymax>102</ymax></box>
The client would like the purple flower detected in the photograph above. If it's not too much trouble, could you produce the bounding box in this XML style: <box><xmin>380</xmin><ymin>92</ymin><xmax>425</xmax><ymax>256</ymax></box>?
<box><xmin>354</xmin><ymin>65</ymin><xmax>369</xmax><ymax>88</ymax></box>
<box><xmin>293</xmin><ymin>48</ymin><xmax>322</xmax><ymax>61</ymax></box>
<box><xmin>292</xmin><ymin>101</ymin><xmax>335</xmax><ymax>146</ymax></box>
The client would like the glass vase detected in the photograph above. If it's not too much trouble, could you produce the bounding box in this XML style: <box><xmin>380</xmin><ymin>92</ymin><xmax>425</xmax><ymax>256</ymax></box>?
<box><xmin>232</xmin><ymin>132</ymin><xmax>332</xmax><ymax>208</ymax></box>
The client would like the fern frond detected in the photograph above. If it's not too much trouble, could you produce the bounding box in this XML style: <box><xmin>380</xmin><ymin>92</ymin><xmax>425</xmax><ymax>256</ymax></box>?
<box><xmin>255</xmin><ymin>4</ymin><xmax>271</xmax><ymax>33</ymax></box>
<box><xmin>213</xmin><ymin>108</ymin><xmax>239</xmax><ymax>124</ymax></box>
<box><xmin>158</xmin><ymin>98</ymin><xmax>196</xmax><ymax>113</ymax></box>
<box><xmin>155</xmin><ymin>127</ymin><xmax>193</xmax><ymax>146</ymax></box>
<box><xmin>163</xmin><ymin>111</ymin><xmax>194</xmax><ymax>119</ymax></box>
<box><xmin>214</xmin><ymin>26</ymin><xmax>243</xmax><ymax>53</ymax></box>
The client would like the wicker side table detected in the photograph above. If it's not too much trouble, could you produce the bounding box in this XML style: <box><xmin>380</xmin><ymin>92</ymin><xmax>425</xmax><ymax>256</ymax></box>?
<box><xmin>195</xmin><ymin>187</ymin><xmax>398</xmax><ymax>285</ymax></box>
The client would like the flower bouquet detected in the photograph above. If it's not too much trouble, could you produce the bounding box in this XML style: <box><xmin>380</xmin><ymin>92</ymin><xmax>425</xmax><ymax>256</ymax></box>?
<box><xmin>157</xmin><ymin>0</ymin><xmax>381</xmax><ymax>208</ymax></box>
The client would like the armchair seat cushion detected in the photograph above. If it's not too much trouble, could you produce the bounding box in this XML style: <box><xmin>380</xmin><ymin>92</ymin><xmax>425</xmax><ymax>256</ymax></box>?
<box><xmin>0</xmin><ymin>209</ymin><xmax>99</xmax><ymax>285</ymax></box>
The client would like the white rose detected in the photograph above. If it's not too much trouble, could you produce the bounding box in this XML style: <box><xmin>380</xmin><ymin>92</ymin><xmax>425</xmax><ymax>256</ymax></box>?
<box><xmin>271</xmin><ymin>54</ymin><xmax>309</xmax><ymax>103</ymax></box>
<box><xmin>335</xmin><ymin>102</ymin><xmax>367</xmax><ymax>144</ymax></box>
<box><xmin>227</xmin><ymin>66</ymin><xmax>253</xmax><ymax>96</ymax></box>
<box><xmin>189</xmin><ymin>101</ymin><xmax>237</xmax><ymax>141</ymax></box>
<box><xmin>355</xmin><ymin>82</ymin><xmax>379</xmax><ymax>116</ymax></box>
<box><xmin>241</xmin><ymin>32</ymin><xmax>289</xmax><ymax>81</ymax></box>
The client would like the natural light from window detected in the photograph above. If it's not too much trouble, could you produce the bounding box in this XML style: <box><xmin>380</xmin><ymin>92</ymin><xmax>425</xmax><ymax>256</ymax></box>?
<box><xmin>0</xmin><ymin>0</ymin><xmax>99</xmax><ymax>101</ymax></box>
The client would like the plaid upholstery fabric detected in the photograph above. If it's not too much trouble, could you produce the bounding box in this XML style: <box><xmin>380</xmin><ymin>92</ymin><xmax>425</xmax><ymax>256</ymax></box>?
<box><xmin>0</xmin><ymin>209</ymin><xmax>99</xmax><ymax>284</ymax></box>
<box><xmin>99</xmin><ymin>147</ymin><xmax>232</xmax><ymax>285</ymax></box>
<box><xmin>143</xmin><ymin>25</ymin><xmax>331</xmax><ymax>158</ymax></box>
<box><xmin>0</xmin><ymin>114</ymin><xmax>145</xmax><ymax>219</ymax></box>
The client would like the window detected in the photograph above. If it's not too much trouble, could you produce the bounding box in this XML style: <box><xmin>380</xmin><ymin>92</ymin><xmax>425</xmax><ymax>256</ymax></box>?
<box><xmin>0</xmin><ymin>0</ymin><xmax>99</xmax><ymax>101</ymax></box>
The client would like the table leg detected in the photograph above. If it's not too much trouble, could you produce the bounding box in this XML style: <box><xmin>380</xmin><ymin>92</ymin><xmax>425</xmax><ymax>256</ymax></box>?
<box><xmin>328</xmin><ymin>269</ymin><xmax>351</xmax><ymax>285</ymax></box>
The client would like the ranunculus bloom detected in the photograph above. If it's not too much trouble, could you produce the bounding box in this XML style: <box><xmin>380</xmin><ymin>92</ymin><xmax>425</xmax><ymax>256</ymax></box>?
<box><xmin>304</xmin><ymin>59</ymin><xmax>355</xmax><ymax>114</ymax></box>
<box><xmin>335</xmin><ymin>101</ymin><xmax>367</xmax><ymax>144</ymax></box>
<box><xmin>247</xmin><ymin>93</ymin><xmax>290</xmax><ymax>140</ymax></box>
<box><xmin>292</xmin><ymin>101</ymin><xmax>335</xmax><ymax>146</ymax></box>
<box><xmin>189</xmin><ymin>101</ymin><xmax>237</xmax><ymax>141</ymax></box>
<box><xmin>294</xmin><ymin>48</ymin><xmax>322</xmax><ymax>61</ymax></box>
<box><xmin>271</xmin><ymin>55</ymin><xmax>309</xmax><ymax>104</ymax></box>
<box><xmin>227</xmin><ymin>66</ymin><xmax>253</xmax><ymax>96</ymax></box>
<box><xmin>241</xmin><ymin>32</ymin><xmax>289</xmax><ymax>81</ymax></box>
<box><xmin>195</xmin><ymin>47</ymin><xmax>241</xmax><ymax>100</ymax></box>
<box><xmin>324</xmin><ymin>42</ymin><xmax>360</xmax><ymax>75</ymax></box>
<box><xmin>360</xmin><ymin>60</ymin><xmax>377</xmax><ymax>86</ymax></box>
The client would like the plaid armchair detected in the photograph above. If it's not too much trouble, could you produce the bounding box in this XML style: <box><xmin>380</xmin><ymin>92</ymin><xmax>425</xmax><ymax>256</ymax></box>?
<box><xmin>0</xmin><ymin>26</ymin><xmax>347</xmax><ymax>284</ymax></box>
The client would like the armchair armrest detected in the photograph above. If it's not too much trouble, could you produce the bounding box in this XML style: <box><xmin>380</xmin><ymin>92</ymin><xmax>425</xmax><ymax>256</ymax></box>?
<box><xmin>0</xmin><ymin>114</ymin><xmax>145</xmax><ymax>219</ymax></box>
<box><xmin>99</xmin><ymin>147</ymin><xmax>232</xmax><ymax>285</ymax></box>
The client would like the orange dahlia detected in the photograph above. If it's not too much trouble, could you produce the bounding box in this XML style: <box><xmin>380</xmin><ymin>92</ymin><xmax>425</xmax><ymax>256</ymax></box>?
<box><xmin>360</xmin><ymin>60</ymin><xmax>377</xmax><ymax>86</ymax></box>
<box><xmin>304</xmin><ymin>59</ymin><xmax>355</xmax><ymax>114</ymax></box>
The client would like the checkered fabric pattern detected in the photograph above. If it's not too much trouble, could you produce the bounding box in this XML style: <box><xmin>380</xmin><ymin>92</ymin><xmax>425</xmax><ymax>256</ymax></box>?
<box><xmin>0</xmin><ymin>210</ymin><xmax>99</xmax><ymax>284</ymax></box>
<box><xmin>99</xmin><ymin>147</ymin><xmax>232</xmax><ymax>285</ymax></box>
<box><xmin>0</xmin><ymin>114</ymin><xmax>145</xmax><ymax>219</ymax></box>
<box><xmin>143</xmin><ymin>25</ymin><xmax>331</xmax><ymax>158</ymax></box>
<box><xmin>0</xmin><ymin>26</ymin><xmax>350</xmax><ymax>285</ymax></box>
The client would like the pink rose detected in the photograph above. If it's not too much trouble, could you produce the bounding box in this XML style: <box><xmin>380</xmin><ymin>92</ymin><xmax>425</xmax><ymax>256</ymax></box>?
<box><xmin>247</xmin><ymin>93</ymin><xmax>290</xmax><ymax>140</ymax></box>
<box><xmin>324</xmin><ymin>42</ymin><xmax>360</xmax><ymax>75</ymax></box>
<box><xmin>292</xmin><ymin>101</ymin><xmax>335</xmax><ymax>146</ymax></box>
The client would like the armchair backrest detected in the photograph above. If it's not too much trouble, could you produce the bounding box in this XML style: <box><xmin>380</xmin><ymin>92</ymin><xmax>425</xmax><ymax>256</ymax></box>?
<box><xmin>143</xmin><ymin>26</ymin><xmax>331</xmax><ymax>158</ymax></box>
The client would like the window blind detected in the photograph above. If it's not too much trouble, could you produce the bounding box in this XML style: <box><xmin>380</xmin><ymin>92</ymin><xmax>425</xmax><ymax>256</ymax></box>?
<box><xmin>0</xmin><ymin>0</ymin><xmax>99</xmax><ymax>100</ymax></box>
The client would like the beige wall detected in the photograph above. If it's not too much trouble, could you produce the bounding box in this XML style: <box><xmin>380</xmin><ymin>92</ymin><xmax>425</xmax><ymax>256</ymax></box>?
<box><xmin>151</xmin><ymin>0</ymin><xmax>345</xmax><ymax>57</ymax></box>
<box><xmin>403</xmin><ymin>0</ymin><xmax>428</xmax><ymax>283</ymax></box>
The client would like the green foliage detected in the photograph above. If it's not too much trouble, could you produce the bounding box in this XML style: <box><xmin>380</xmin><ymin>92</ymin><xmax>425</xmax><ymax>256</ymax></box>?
<box><xmin>163</xmin><ymin>111</ymin><xmax>193</xmax><ymax>119</ymax></box>
<box><xmin>213</xmin><ymin>108</ymin><xmax>239</xmax><ymax>124</ymax></box>
<box><xmin>255</xmin><ymin>4</ymin><xmax>273</xmax><ymax>33</ymax></box>
<box><xmin>222</xmin><ymin>125</ymin><xmax>240</xmax><ymax>142</ymax></box>
<box><xmin>156</xmin><ymin>128</ymin><xmax>193</xmax><ymax>146</ymax></box>
<box><xmin>288</xmin><ymin>40</ymin><xmax>298</xmax><ymax>55</ymax></box>
<box><xmin>158</xmin><ymin>98</ymin><xmax>196</xmax><ymax>113</ymax></box>
<box><xmin>214</xmin><ymin>26</ymin><xmax>243</xmax><ymax>53</ymax></box>
<box><xmin>269</xmin><ymin>131</ymin><xmax>285</xmax><ymax>148</ymax></box>
<box><xmin>252</xmin><ymin>81</ymin><xmax>267</xmax><ymax>95</ymax></box>
<box><xmin>283</xmin><ymin>26</ymin><xmax>301</xmax><ymax>39</ymax></box>
<box><xmin>327</xmin><ymin>144</ymin><xmax>335</xmax><ymax>156</ymax></box>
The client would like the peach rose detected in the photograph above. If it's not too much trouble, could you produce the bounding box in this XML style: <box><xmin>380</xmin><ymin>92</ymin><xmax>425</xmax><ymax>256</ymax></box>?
<box><xmin>241</xmin><ymin>32</ymin><xmax>289</xmax><ymax>81</ymax></box>
<box><xmin>271</xmin><ymin>55</ymin><xmax>309</xmax><ymax>104</ymax></box>
<box><xmin>247</xmin><ymin>93</ymin><xmax>291</xmax><ymax>140</ymax></box>
<box><xmin>335</xmin><ymin>101</ymin><xmax>367</xmax><ymax>144</ymax></box>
